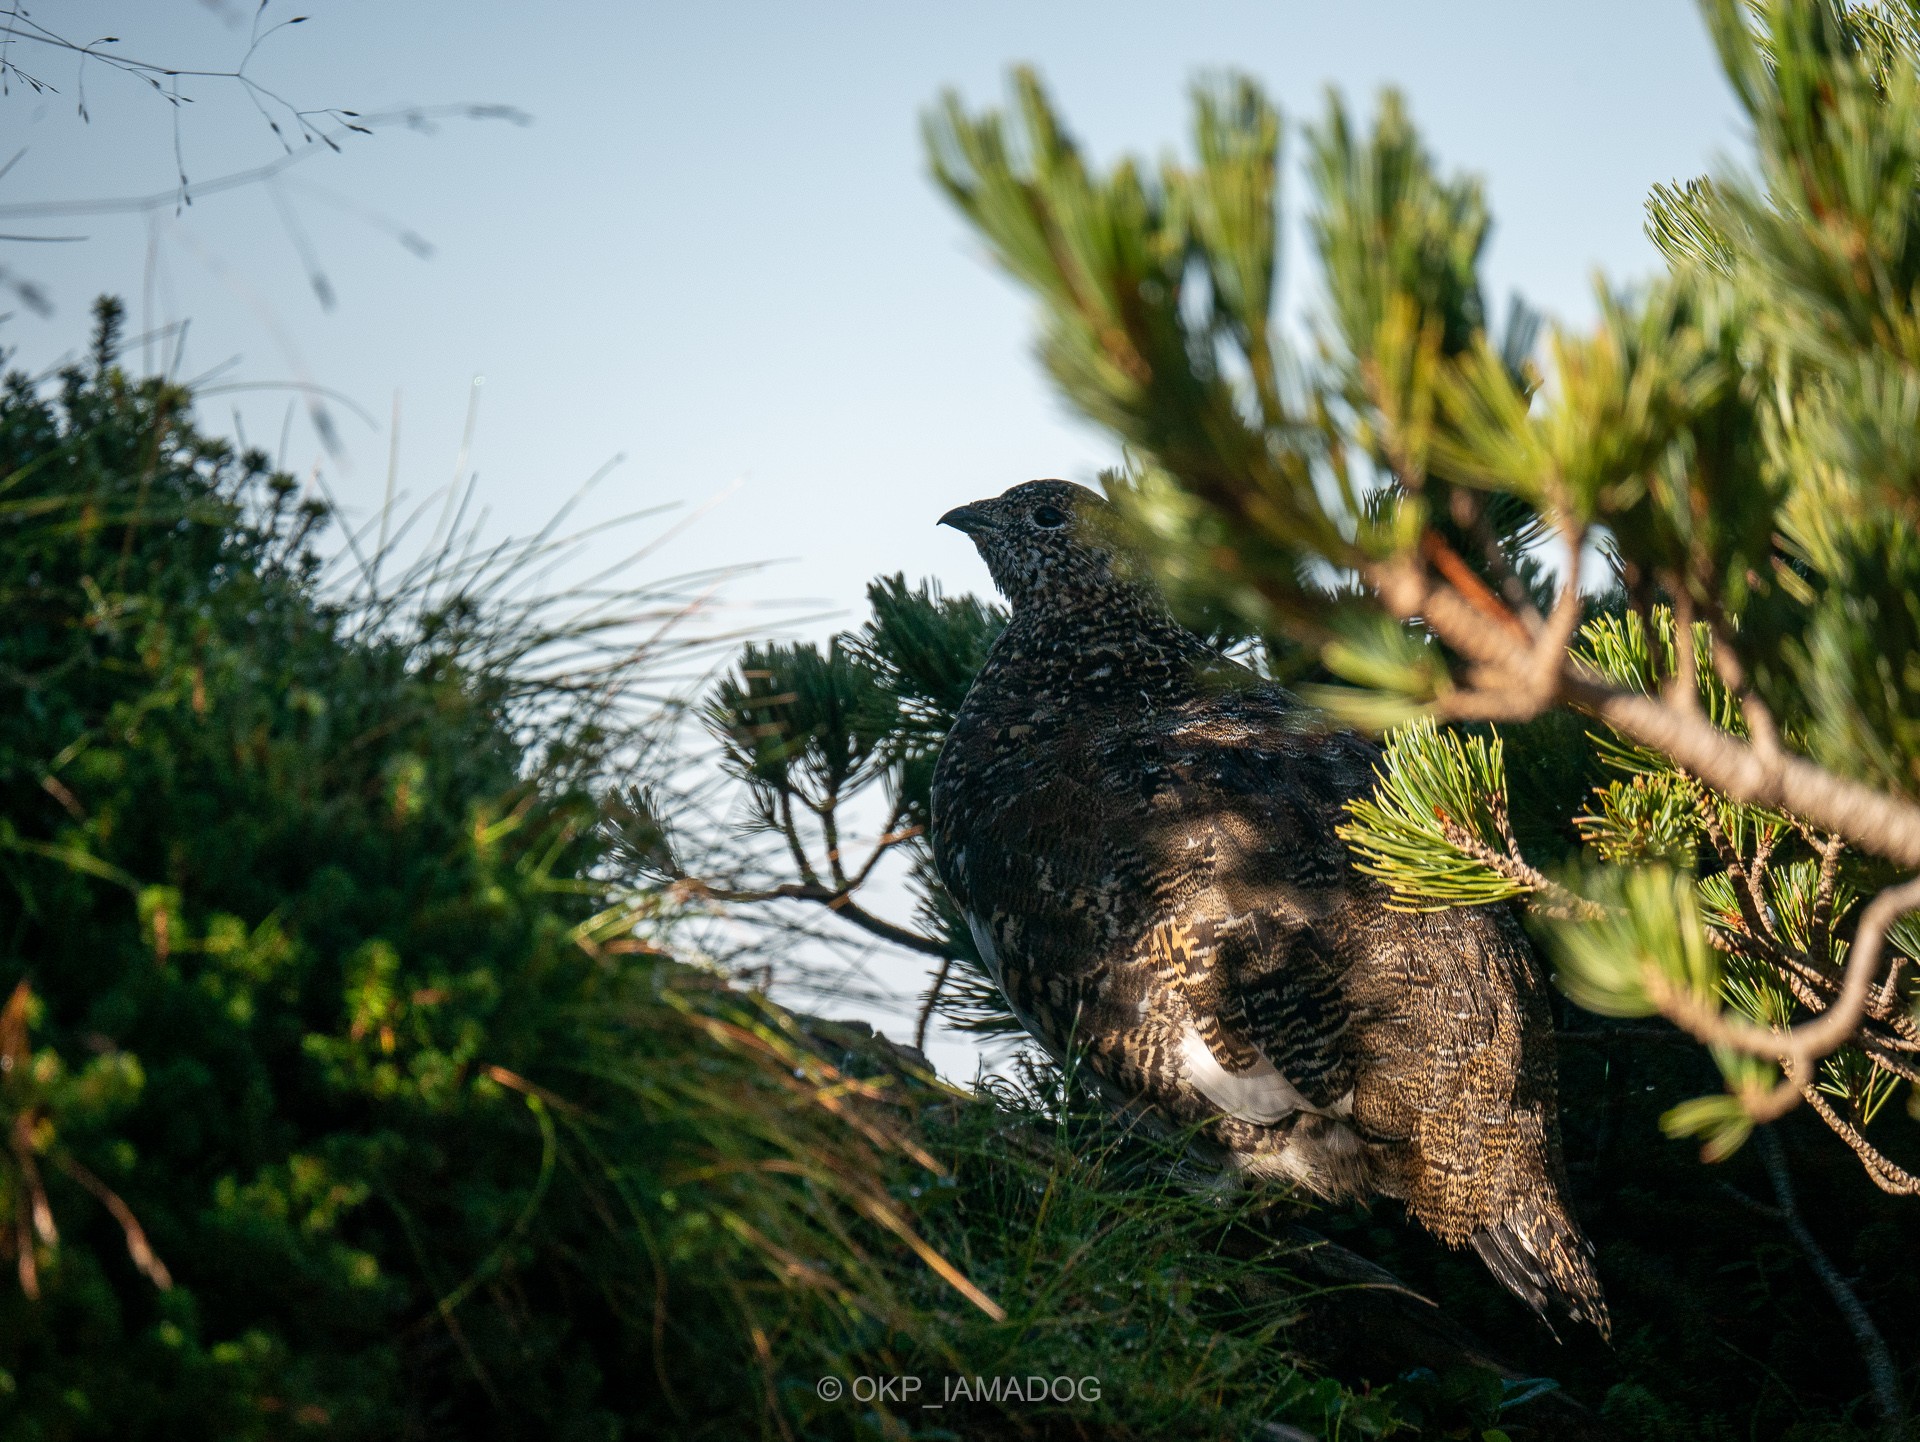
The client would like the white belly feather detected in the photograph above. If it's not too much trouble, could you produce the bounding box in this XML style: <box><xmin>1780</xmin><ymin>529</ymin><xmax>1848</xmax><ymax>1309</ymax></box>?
<box><xmin>966</xmin><ymin>900</ymin><xmax>1350</xmax><ymax>1138</ymax></box>
<box><xmin>1178</xmin><ymin>1025</ymin><xmax>1309</xmax><ymax>1124</ymax></box>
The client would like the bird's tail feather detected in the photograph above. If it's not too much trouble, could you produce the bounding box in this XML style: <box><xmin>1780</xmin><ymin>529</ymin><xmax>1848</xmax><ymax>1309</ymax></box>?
<box><xmin>1471</xmin><ymin>1204</ymin><xmax>1610</xmax><ymax>1341</ymax></box>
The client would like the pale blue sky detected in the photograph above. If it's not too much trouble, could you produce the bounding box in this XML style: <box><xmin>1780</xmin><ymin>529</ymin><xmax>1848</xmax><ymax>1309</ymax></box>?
<box><xmin>1</xmin><ymin>1</ymin><xmax>1742</xmax><ymax>1065</ymax></box>
<box><xmin>5</xmin><ymin>2</ymin><xmax>1739</xmax><ymax>621</ymax></box>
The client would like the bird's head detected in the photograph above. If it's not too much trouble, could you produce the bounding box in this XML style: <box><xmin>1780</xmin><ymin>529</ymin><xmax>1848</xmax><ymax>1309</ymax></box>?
<box><xmin>939</xmin><ymin>479</ymin><xmax>1128</xmax><ymax>615</ymax></box>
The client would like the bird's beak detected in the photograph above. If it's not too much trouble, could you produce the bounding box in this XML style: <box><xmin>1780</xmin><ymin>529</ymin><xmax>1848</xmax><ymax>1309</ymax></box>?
<box><xmin>939</xmin><ymin>503</ymin><xmax>993</xmax><ymax>536</ymax></box>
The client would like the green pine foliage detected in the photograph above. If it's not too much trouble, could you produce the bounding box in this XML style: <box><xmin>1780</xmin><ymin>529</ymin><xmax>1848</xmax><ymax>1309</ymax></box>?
<box><xmin>686</xmin><ymin>576</ymin><xmax>1025</xmax><ymax>1036</ymax></box>
<box><xmin>1337</xmin><ymin>719</ymin><xmax>1534</xmax><ymax>911</ymax></box>
<box><xmin>568</xmin><ymin>4</ymin><xmax>1920</xmax><ymax>1420</ymax></box>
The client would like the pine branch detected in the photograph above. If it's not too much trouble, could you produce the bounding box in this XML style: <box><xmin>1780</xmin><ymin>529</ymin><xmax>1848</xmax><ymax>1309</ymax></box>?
<box><xmin>930</xmin><ymin>45</ymin><xmax>1920</xmax><ymax>1181</ymax></box>
<box><xmin>1798</xmin><ymin>1080</ymin><xmax>1920</xmax><ymax>1197</ymax></box>
<box><xmin>1653</xmin><ymin>876</ymin><xmax>1920</xmax><ymax>1123</ymax></box>
<box><xmin>1339</xmin><ymin>717</ymin><xmax>1546</xmax><ymax>910</ymax></box>
<box><xmin>1433</xmin><ymin>820</ymin><xmax>1601</xmax><ymax>921</ymax></box>
<box><xmin>1693</xmin><ymin>782</ymin><xmax>1792</xmax><ymax>969</ymax></box>
<box><xmin>1406</xmin><ymin>558</ymin><xmax>1920</xmax><ymax>868</ymax></box>
<box><xmin>1446</xmin><ymin>487</ymin><xmax>1544</xmax><ymax>630</ymax></box>
<box><xmin>1808</xmin><ymin>831</ymin><xmax>1845</xmax><ymax>967</ymax></box>
<box><xmin>1339</xmin><ymin>503</ymin><xmax>1920</xmax><ymax>871</ymax></box>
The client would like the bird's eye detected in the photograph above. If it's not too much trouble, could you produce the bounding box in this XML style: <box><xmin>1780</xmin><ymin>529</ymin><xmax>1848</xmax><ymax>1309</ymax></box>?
<box><xmin>1031</xmin><ymin>504</ymin><xmax>1068</xmax><ymax>529</ymax></box>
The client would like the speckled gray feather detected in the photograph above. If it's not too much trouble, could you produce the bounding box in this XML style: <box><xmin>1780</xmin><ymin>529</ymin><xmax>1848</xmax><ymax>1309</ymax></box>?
<box><xmin>930</xmin><ymin>480</ymin><xmax>1608</xmax><ymax>1336</ymax></box>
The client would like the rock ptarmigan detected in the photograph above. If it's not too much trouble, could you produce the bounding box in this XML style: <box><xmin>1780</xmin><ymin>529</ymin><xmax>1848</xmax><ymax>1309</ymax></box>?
<box><xmin>929</xmin><ymin>479</ymin><xmax>1607</xmax><ymax>1335</ymax></box>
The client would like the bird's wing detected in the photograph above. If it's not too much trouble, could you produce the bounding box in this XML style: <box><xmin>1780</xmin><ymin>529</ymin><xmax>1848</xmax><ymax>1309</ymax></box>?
<box><xmin>938</xmin><ymin>682</ymin><xmax>1375</xmax><ymax>1119</ymax></box>
<box><xmin>1135</xmin><ymin>689</ymin><xmax>1378</xmax><ymax>1114</ymax></box>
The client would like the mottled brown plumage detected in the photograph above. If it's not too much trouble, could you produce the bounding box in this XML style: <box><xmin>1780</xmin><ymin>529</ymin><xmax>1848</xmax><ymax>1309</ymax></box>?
<box><xmin>930</xmin><ymin>480</ymin><xmax>1607</xmax><ymax>1335</ymax></box>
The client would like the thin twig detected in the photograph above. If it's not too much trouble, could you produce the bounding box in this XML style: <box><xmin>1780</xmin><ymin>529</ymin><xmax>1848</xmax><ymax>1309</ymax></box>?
<box><xmin>54</xmin><ymin>1155</ymin><xmax>172</xmax><ymax>1288</ymax></box>
<box><xmin>1756</xmin><ymin>1128</ymin><xmax>1905</xmax><ymax>1426</ymax></box>
<box><xmin>671</xmin><ymin>876</ymin><xmax>953</xmax><ymax>961</ymax></box>
<box><xmin>1448</xmin><ymin>487</ymin><xmax>1543</xmax><ymax>631</ymax></box>
<box><xmin>913</xmin><ymin>956</ymin><xmax>954</xmax><ymax>1055</ymax></box>
<box><xmin>846</xmin><ymin>818</ymin><xmax>921</xmax><ymax>892</ymax></box>
<box><xmin>1874</xmin><ymin>955</ymin><xmax>1905</xmax><ymax>1015</ymax></box>
<box><xmin>775</xmin><ymin>791</ymin><xmax>820</xmax><ymax>888</ymax></box>
<box><xmin>1416</xmin><ymin>531</ymin><xmax>1530</xmax><ymax>643</ymax></box>
<box><xmin>1707</xmin><ymin>619</ymin><xmax>1789</xmax><ymax>773</ymax></box>
<box><xmin>818</xmin><ymin>785</ymin><xmax>849</xmax><ymax>892</ymax></box>
<box><xmin>1436</xmin><ymin>820</ymin><xmax>1603</xmax><ymax>920</ymax></box>
<box><xmin>7</xmin><ymin>1108</ymin><xmax>49</xmax><ymax>1299</ymax></box>
<box><xmin>1809</xmin><ymin>832</ymin><xmax>1845</xmax><ymax>968</ymax></box>
<box><xmin>1717</xmin><ymin>1180</ymin><xmax>1781</xmax><ymax>1220</ymax></box>
<box><xmin>1748</xmin><ymin>823</ymin><xmax>1780</xmax><ymax>924</ymax></box>
<box><xmin>1858</xmin><ymin>1037</ymin><xmax>1920</xmax><ymax>1082</ymax></box>
<box><xmin>1693</xmin><ymin>782</ymin><xmax>1787</xmax><ymax>965</ymax></box>
<box><xmin>1669</xmin><ymin>594</ymin><xmax>1700</xmax><ymax>717</ymax></box>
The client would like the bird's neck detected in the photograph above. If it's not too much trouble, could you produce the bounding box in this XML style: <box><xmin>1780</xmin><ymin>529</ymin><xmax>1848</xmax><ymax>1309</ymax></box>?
<box><xmin>985</xmin><ymin>589</ymin><xmax>1219</xmax><ymax>707</ymax></box>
